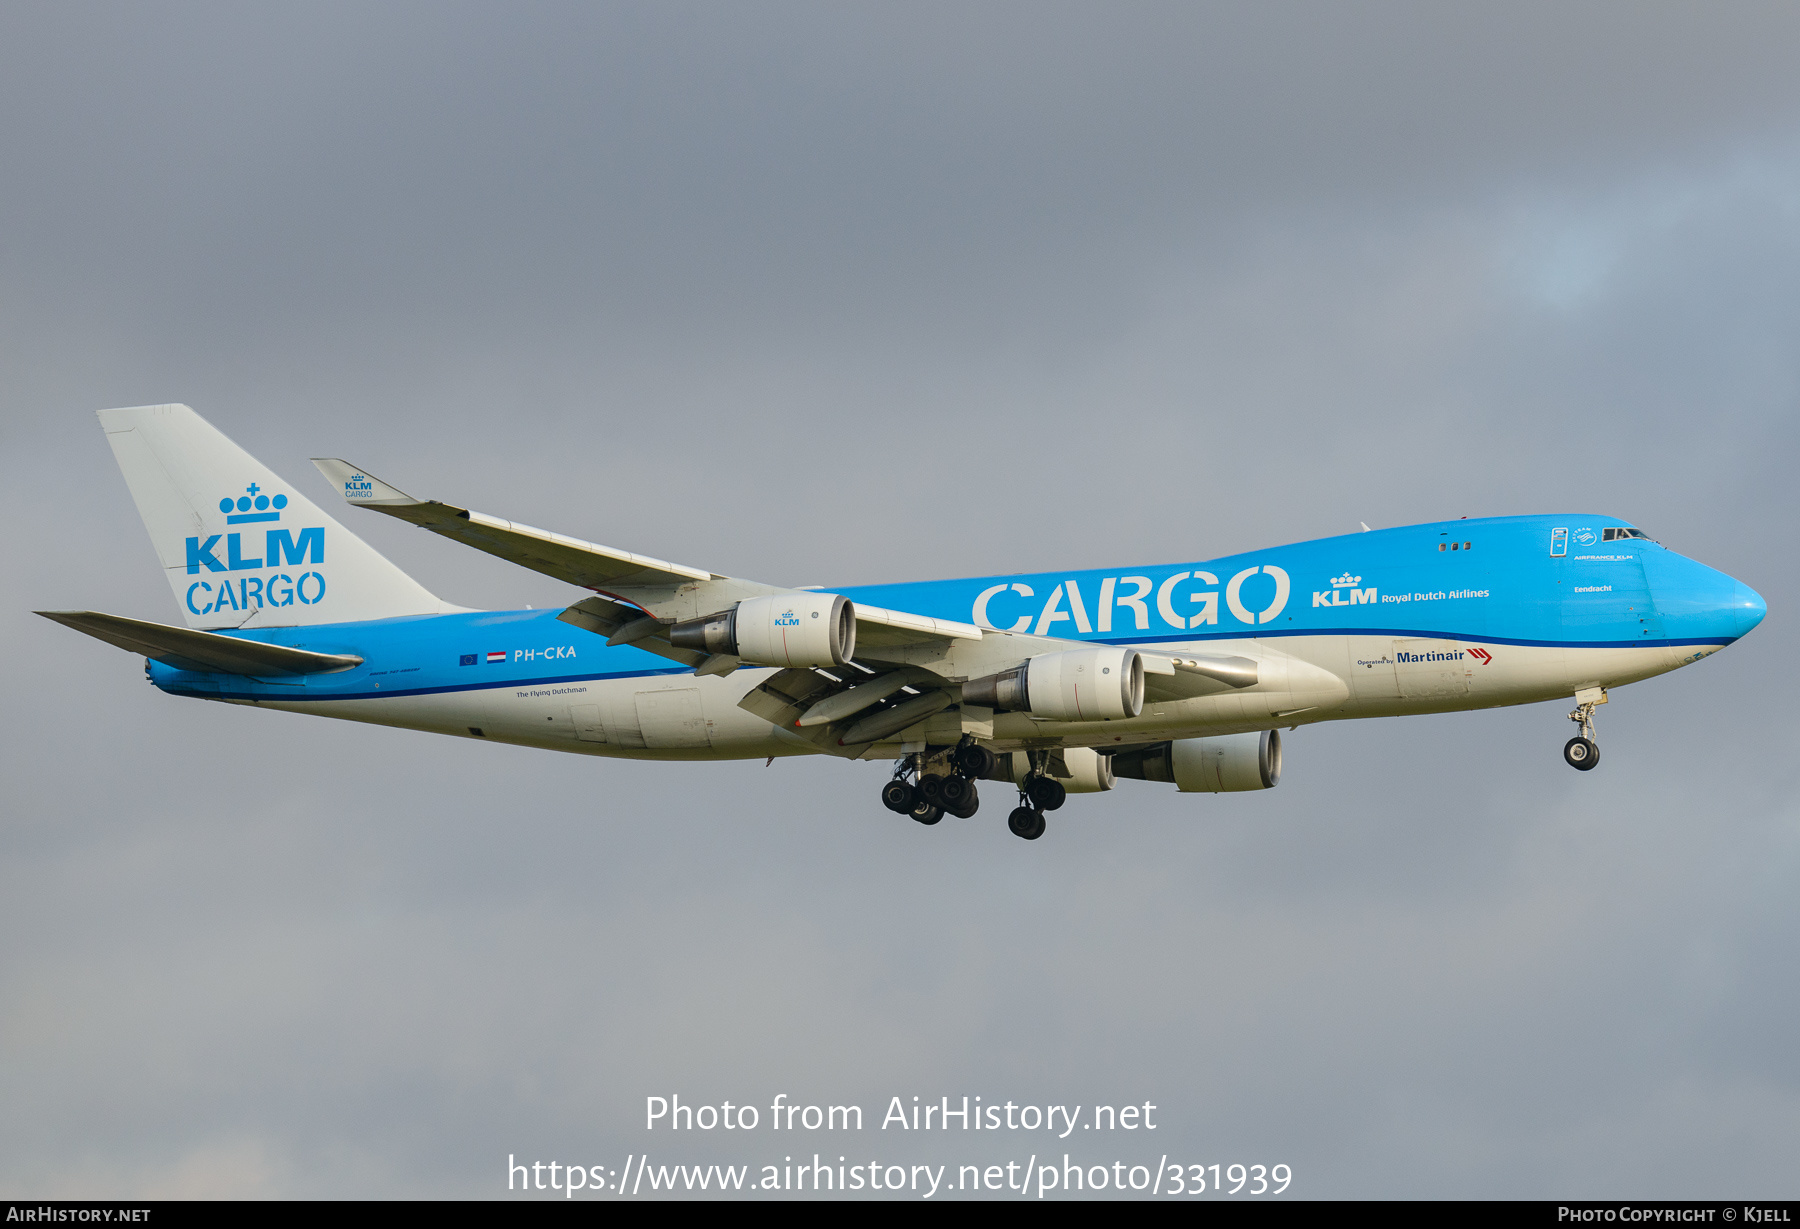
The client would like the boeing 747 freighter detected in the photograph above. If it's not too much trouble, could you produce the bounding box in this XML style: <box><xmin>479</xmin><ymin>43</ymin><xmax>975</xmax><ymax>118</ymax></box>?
<box><xmin>40</xmin><ymin>405</ymin><xmax>1766</xmax><ymax>839</ymax></box>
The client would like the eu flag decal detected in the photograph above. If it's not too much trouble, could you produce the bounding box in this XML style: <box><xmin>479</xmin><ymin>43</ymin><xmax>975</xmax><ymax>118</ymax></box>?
<box><xmin>459</xmin><ymin>654</ymin><xmax>477</xmax><ymax>666</ymax></box>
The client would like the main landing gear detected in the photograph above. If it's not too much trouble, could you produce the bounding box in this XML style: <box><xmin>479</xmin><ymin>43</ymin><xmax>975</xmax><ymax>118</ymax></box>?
<box><xmin>1005</xmin><ymin>753</ymin><xmax>1065</xmax><ymax>841</ymax></box>
<box><xmin>1563</xmin><ymin>687</ymin><xmax>1606</xmax><ymax>771</ymax></box>
<box><xmin>879</xmin><ymin>740</ymin><xmax>1072</xmax><ymax>840</ymax></box>
<box><xmin>880</xmin><ymin>739</ymin><xmax>995</xmax><ymax>825</ymax></box>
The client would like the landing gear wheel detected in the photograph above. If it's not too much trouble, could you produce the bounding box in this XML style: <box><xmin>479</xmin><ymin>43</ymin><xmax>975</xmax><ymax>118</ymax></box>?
<box><xmin>917</xmin><ymin>774</ymin><xmax>946</xmax><ymax>808</ymax></box>
<box><xmin>881</xmin><ymin>779</ymin><xmax>917</xmax><ymax>814</ymax></box>
<box><xmin>954</xmin><ymin>743</ymin><xmax>996</xmax><ymax>779</ymax></box>
<box><xmin>939</xmin><ymin>775</ymin><xmax>971</xmax><ymax>808</ymax></box>
<box><xmin>1563</xmin><ymin>737</ymin><xmax>1600</xmax><ymax>771</ymax></box>
<box><xmin>911</xmin><ymin>800</ymin><xmax>944</xmax><ymax>825</ymax></box>
<box><xmin>947</xmin><ymin>786</ymin><xmax>980</xmax><ymax>820</ymax></box>
<box><xmin>1008</xmin><ymin>806</ymin><xmax>1045</xmax><ymax>840</ymax></box>
<box><xmin>1025</xmin><ymin>776</ymin><xmax>1066</xmax><ymax>811</ymax></box>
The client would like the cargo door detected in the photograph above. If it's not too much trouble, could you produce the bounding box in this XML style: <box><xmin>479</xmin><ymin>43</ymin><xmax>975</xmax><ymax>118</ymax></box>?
<box><xmin>1394</xmin><ymin>639</ymin><xmax>1473</xmax><ymax>700</ymax></box>
<box><xmin>636</xmin><ymin>687</ymin><xmax>710</xmax><ymax>748</ymax></box>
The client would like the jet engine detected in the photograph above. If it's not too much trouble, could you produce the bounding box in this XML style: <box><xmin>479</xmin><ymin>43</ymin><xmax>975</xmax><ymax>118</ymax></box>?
<box><xmin>669</xmin><ymin>592</ymin><xmax>856</xmax><ymax>667</ymax></box>
<box><xmin>984</xmin><ymin>746</ymin><xmax>1117</xmax><ymax>793</ymax></box>
<box><xmin>1111</xmin><ymin>730</ymin><xmax>1282</xmax><ymax>792</ymax></box>
<box><xmin>962</xmin><ymin>647</ymin><xmax>1144</xmax><ymax>721</ymax></box>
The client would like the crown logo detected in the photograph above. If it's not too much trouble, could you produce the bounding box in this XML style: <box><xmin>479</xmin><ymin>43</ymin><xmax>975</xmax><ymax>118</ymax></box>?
<box><xmin>1330</xmin><ymin>573</ymin><xmax>1361</xmax><ymax>587</ymax></box>
<box><xmin>219</xmin><ymin>483</ymin><xmax>288</xmax><ymax>524</ymax></box>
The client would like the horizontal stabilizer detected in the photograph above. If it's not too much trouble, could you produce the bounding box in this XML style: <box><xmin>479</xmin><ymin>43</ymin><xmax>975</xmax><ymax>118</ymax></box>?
<box><xmin>37</xmin><ymin>610</ymin><xmax>363</xmax><ymax>676</ymax></box>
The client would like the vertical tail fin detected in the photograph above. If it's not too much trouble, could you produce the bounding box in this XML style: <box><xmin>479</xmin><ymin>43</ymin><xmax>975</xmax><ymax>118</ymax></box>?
<box><xmin>100</xmin><ymin>404</ymin><xmax>449</xmax><ymax>628</ymax></box>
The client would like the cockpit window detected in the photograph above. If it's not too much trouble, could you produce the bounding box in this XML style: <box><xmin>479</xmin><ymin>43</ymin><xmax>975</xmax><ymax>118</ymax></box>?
<box><xmin>1602</xmin><ymin>527</ymin><xmax>1649</xmax><ymax>541</ymax></box>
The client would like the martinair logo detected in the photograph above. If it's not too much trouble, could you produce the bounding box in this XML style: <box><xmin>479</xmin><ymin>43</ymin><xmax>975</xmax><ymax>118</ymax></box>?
<box><xmin>1468</xmin><ymin>647</ymin><xmax>1493</xmax><ymax>665</ymax></box>
<box><xmin>183</xmin><ymin>482</ymin><xmax>327</xmax><ymax>616</ymax></box>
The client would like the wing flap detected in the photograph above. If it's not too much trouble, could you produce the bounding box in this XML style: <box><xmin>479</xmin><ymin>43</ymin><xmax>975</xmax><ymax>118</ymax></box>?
<box><xmin>853</xmin><ymin>603</ymin><xmax>983</xmax><ymax>647</ymax></box>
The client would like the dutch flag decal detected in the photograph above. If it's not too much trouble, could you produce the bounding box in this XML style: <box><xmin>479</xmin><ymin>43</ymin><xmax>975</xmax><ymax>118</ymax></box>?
<box><xmin>486</xmin><ymin>651</ymin><xmax>506</xmax><ymax>663</ymax></box>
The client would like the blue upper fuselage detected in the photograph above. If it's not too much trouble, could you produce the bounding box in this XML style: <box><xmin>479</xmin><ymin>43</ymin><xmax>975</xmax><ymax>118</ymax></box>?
<box><xmin>150</xmin><ymin>514</ymin><xmax>1765</xmax><ymax>703</ymax></box>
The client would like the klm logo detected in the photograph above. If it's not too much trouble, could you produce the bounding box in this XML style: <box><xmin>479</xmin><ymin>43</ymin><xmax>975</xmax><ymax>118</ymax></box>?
<box><xmin>1313</xmin><ymin>572</ymin><xmax>1377</xmax><ymax>608</ymax></box>
<box><xmin>186</xmin><ymin>528</ymin><xmax>323</xmax><ymax>573</ymax></box>
<box><xmin>219</xmin><ymin>482</ymin><xmax>288</xmax><ymax>524</ymax></box>
<box><xmin>184</xmin><ymin>485</ymin><xmax>328</xmax><ymax>615</ymax></box>
<box><xmin>344</xmin><ymin>473</ymin><xmax>375</xmax><ymax>499</ymax></box>
<box><xmin>775</xmin><ymin>610</ymin><xmax>801</xmax><ymax>627</ymax></box>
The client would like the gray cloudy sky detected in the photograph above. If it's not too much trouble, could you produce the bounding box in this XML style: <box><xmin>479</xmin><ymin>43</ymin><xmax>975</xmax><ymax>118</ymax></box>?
<box><xmin>3</xmin><ymin>1</ymin><xmax>1798</xmax><ymax>1199</ymax></box>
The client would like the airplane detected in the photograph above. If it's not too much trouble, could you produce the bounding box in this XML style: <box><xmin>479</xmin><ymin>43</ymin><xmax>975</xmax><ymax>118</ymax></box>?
<box><xmin>40</xmin><ymin>404</ymin><xmax>1767</xmax><ymax>840</ymax></box>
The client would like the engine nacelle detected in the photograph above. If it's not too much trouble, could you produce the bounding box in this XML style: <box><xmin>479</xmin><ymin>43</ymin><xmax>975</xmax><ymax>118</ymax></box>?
<box><xmin>984</xmin><ymin>746</ymin><xmax>1116</xmax><ymax>793</ymax></box>
<box><xmin>669</xmin><ymin>592</ymin><xmax>856</xmax><ymax>667</ymax></box>
<box><xmin>1112</xmin><ymin>730</ymin><xmax>1282</xmax><ymax>792</ymax></box>
<box><xmin>963</xmin><ymin>646</ymin><xmax>1144</xmax><ymax>721</ymax></box>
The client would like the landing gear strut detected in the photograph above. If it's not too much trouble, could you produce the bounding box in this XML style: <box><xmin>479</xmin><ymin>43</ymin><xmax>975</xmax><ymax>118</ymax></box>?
<box><xmin>880</xmin><ymin>743</ymin><xmax>983</xmax><ymax>825</ymax></box>
<box><xmin>1564</xmin><ymin>687</ymin><xmax>1605</xmax><ymax>771</ymax></box>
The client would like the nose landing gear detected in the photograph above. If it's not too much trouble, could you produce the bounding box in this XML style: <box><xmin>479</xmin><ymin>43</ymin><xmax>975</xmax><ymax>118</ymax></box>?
<box><xmin>1563</xmin><ymin>687</ymin><xmax>1606</xmax><ymax>771</ymax></box>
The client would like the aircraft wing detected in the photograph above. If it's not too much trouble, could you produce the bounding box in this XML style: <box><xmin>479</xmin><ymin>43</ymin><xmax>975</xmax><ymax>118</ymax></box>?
<box><xmin>311</xmin><ymin>458</ymin><xmax>719</xmax><ymax>592</ymax></box>
<box><xmin>313</xmin><ymin>459</ymin><xmax>983</xmax><ymax>661</ymax></box>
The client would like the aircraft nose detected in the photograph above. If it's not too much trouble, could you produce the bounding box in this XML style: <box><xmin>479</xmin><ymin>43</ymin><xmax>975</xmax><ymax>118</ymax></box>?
<box><xmin>1728</xmin><ymin>579</ymin><xmax>1767</xmax><ymax>641</ymax></box>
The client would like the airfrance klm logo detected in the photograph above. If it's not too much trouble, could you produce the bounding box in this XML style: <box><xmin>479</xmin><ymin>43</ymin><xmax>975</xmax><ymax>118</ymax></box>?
<box><xmin>1313</xmin><ymin>572</ymin><xmax>1377</xmax><ymax>608</ymax></box>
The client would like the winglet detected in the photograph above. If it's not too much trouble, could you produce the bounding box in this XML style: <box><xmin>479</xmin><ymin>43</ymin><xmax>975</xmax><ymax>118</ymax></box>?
<box><xmin>311</xmin><ymin>458</ymin><xmax>422</xmax><ymax>507</ymax></box>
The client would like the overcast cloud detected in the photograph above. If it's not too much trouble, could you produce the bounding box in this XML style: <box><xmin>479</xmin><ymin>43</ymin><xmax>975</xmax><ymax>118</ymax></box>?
<box><xmin>3</xmin><ymin>1</ymin><xmax>1798</xmax><ymax>1198</ymax></box>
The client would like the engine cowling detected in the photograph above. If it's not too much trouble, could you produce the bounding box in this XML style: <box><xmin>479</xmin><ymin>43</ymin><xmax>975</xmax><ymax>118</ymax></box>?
<box><xmin>962</xmin><ymin>647</ymin><xmax>1144</xmax><ymax>721</ymax></box>
<box><xmin>669</xmin><ymin>592</ymin><xmax>855</xmax><ymax>667</ymax></box>
<box><xmin>984</xmin><ymin>746</ymin><xmax>1116</xmax><ymax>793</ymax></box>
<box><xmin>1111</xmin><ymin>730</ymin><xmax>1281</xmax><ymax>792</ymax></box>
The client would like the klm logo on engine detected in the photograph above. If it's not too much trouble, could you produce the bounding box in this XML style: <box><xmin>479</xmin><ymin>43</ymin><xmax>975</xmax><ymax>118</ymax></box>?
<box><xmin>1313</xmin><ymin>573</ymin><xmax>1377</xmax><ymax>608</ymax></box>
<box><xmin>183</xmin><ymin>483</ymin><xmax>328</xmax><ymax>614</ymax></box>
<box><xmin>775</xmin><ymin>610</ymin><xmax>801</xmax><ymax>627</ymax></box>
